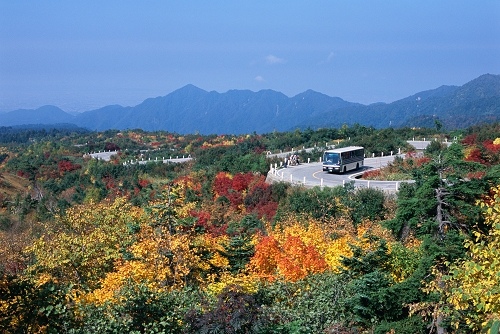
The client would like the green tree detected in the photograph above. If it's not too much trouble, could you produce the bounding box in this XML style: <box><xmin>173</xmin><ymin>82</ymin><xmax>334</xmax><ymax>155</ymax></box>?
<box><xmin>439</xmin><ymin>185</ymin><xmax>500</xmax><ymax>332</ymax></box>
<box><xmin>276</xmin><ymin>185</ymin><xmax>349</xmax><ymax>222</ymax></box>
<box><xmin>185</xmin><ymin>285</ymin><xmax>271</xmax><ymax>333</ymax></box>
<box><xmin>388</xmin><ymin>142</ymin><xmax>490</xmax><ymax>241</ymax></box>
<box><xmin>0</xmin><ymin>275</ymin><xmax>76</xmax><ymax>332</ymax></box>
<box><xmin>73</xmin><ymin>284</ymin><xmax>196</xmax><ymax>333</ymax></box>
<box><xmin>351</xmin><ymin>187</ymin><xmax>386</xmax><ymax>224</ymax></box>
<box><xmin>258</xmin><ymin>272</ymin><xmax>348</xmax><ymax>333</ymax></box>
<box><xmin>434</xmin><ymin>119</ymin><xmax>443</xmax><ymax>132</ymax></box>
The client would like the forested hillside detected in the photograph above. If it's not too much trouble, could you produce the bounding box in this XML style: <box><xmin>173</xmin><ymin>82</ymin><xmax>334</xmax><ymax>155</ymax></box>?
<box><xmin>300</xmin><ymin>74</ymin><xmax>500</xmax><ymax>130</ymax></box>
<box><xmin>1</xmin><ymin>74</ymin><xmax>499</xmax><ymax>134</ymax></box>
<box><xmin>1</xmin><ymin>123</ymin><xmax>499</xmax><ymax>333</ymax></box>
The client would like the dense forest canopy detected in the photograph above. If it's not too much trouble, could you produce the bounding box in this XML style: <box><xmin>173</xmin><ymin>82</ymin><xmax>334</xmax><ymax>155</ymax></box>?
<box><xmin>0</xmin><ymin>123</ymin><xmax>499</xmax><ymax>333</ymax></box>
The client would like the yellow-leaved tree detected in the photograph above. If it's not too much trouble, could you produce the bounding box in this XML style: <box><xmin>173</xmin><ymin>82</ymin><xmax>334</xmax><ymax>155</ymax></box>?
<box><xmin>79</xmin><ymin>224</ymin><xmax>205</xmax><ymax>305</ymax></box>
<box><xmin>442</xmin><ymin>184</ymin><xmax>500</xmax><ymax>332</ymax></box>
<box><xmin>415</xmin><ymin>185</ymin><xmax>500</xmax><ymax>333</ymax></box>
<box><xmin>78</xmin><ymin>185</ymin><xmax>211</xmax><ymax>305</ymax></box>
<box><xmin>25</xmin><ymin>197</ymin><xmax>145</xmax><ymax>290</ymax></box>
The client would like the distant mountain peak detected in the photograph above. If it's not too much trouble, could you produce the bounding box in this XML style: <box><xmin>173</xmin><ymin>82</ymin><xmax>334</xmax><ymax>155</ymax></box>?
<box><xmin>1</xmin><ymin>74</ymin><xmax>498</xmax><ymax>133</ymax></box>
<box><xmin>476</xmin><ymin>73</ymin><xmax>499</xmax><ymax>80</ymax></box>
<box><xmin>37</xmin><ymin>105</ymin><xmax>64</xmax><ymax>111</ymax></box>
<box><xmin>456</xmin><ymin>73</ymin><xmax>500</xmax><ymax>99</ymax></box>
<box><xmin>174</xmin><ymin>84</ymin><xmax>207</xmax><ymax>94</ymax></box>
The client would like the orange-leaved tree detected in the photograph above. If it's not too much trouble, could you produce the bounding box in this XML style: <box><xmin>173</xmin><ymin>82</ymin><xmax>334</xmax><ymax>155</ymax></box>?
<box><xmin>249</xmin><ymin>220</ymin><xmax>330</xmax><ymax>281</ymax></box>
<box><xmin>249</xmin><ymin>218</ymin><xmax>401</xmax><ymax>282</ymax></box>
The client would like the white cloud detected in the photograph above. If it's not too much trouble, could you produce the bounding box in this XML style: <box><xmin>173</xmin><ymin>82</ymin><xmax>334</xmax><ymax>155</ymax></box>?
<box><xmin>265</xmin><ymin>54</ymin><xmax>286</xmax><ymax>65</ymax></box>
<box><xmin>318</xmin><ymin>51</ymin><xmax>335</xmax><ymax>65</ymax></box>
<box><xmin>326</xmin><ymin>51</ymin><xmax>335</xmax><ymax>62</ymax></box>
<box><xmin>254</xmin><ymin>75</ymin><xmax>265</xmax><ymax>82</ymax></box>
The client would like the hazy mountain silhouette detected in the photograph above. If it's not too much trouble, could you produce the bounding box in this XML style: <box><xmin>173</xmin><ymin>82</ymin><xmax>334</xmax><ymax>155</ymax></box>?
<box><xmin>1</xmin><ymin>74</ymin><xmax>499</xmax><ymax>134</ymax></box>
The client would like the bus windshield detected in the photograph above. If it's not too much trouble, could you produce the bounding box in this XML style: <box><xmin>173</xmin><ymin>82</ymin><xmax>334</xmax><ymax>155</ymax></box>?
<box><xmin>324</xmin><ymin>152</ymin><xmax>339</xmax><ymax>164</ymax></box>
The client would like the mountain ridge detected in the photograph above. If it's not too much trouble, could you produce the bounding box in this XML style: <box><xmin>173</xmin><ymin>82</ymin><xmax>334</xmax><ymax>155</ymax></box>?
<box><xmin>1</xmin><ymin>74</ymin><xmax>499</xmax><ymax>134</ymax></box>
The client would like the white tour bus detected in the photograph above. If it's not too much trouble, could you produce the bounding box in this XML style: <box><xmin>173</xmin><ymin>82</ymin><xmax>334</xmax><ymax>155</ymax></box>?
<box><xmin>322</xmin><ymin>146</ymin><xmax>365</xmax><ymax>173</ymax></box>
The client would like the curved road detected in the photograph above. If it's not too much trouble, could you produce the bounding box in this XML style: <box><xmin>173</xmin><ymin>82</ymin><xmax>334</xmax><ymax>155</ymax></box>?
<box><xmin>266</xmin><ymin>140</ymin><xmax>446</xmax><ymax>192</ymax></box>
<box><xmin>86</xmin><ymin>150</ymin><xmax>193</xmax><ymax>165</ymax></box>
<box><xmin>268</xmin><ymin>155</ymin><xmax>411</xmax><ymax>192</ymax></box>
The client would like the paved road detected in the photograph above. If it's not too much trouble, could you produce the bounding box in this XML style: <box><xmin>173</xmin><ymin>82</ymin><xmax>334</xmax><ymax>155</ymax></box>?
<box><xmin>86</xmin><ymin>151</ymin><xmax>193</xmax><ymax>165</ymax></box>
<box><xmin>265</xmin><ymin>145</ymin><xmax>333</xmax><ymax>159</ymax></box>
<box><xmin>267</xmin><ymin>140</ymin><xmax>452</xmax><ymax>160</ymax></box>
<box><xmin>125</xmin><ymin>157</ymin><xmax>193</xmax><ymax>165</ymax></box>
<box><xmin>265</xmin><ymin>140</ymin><xmax>452</xmax><ymax>192</ymax></box>
<box><xmin>87</xmin><ymin>150</ymin><xmax>120</xmax><ymax>161</ymax></box>
<box><xmin>267</xmin><ymin>155</ymin><xmax>410</xmax><ymax>192</ymax></box>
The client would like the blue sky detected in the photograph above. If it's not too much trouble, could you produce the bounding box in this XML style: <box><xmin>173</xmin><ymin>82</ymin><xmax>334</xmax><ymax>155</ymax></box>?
<box><xmin>1</xmin><ymin>1</ymin><xmax>499</xmax><ymax>112</ymax></box>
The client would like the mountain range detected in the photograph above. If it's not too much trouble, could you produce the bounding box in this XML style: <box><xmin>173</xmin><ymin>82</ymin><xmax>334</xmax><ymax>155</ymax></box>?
<box><xmin>1</xmin><ymin>74</ymin><xmax>499</xmax><ymax>134</ymax></box>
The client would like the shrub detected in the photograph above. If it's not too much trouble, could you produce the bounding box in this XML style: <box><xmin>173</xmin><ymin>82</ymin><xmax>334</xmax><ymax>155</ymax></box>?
<box><xmin>185</xmin><ymin>285</ymin><xmax>271</xmax><ymax>333</ymax></box>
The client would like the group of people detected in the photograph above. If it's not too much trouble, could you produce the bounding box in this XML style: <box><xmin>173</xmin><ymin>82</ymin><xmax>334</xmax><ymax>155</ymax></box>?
<box><xmin>285</xmin><ymin>154</ymin><xmax>300</xmax><ymax>167</ymax></box>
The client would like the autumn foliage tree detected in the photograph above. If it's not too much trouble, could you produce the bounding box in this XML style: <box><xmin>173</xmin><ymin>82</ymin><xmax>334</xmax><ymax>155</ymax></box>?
<box><xmin>79</xmin><ymin>224</ymin><xmax>205</xmax><ymax>306</ymax></box>
<box><xmin>25</xmin><ymin>197</ymin><xmax>145</xmax><ymax>289</ymax></box>
<box><xmin>2</xmin><ymin>124</ymin><xmax>500</xmax><ymax>333</ymax></box>
<box><xmin>248</xmin><ymin>219</ymin><xmax>397</xmax><ymax>282</ymax></box>
<box><xmin>439</xmin><ymin>184</ymin><xmax>500</xmax><ymax>332</ymax></box>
